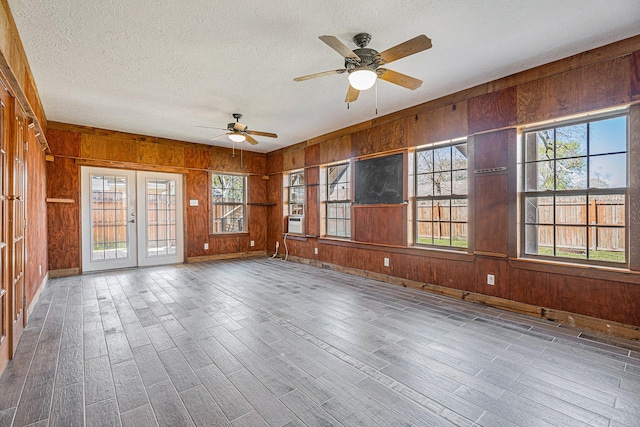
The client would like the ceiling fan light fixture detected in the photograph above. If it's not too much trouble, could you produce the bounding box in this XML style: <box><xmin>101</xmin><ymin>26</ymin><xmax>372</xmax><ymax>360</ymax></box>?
<box><xmin>228</xmin><ymin>133</ymin><xmax>246</xmax><ymax>143</ymax></box>
<box><xmin>348</xmin><ymin>68</ymin><xmax>377</xmax><ymax>91</ymax></box>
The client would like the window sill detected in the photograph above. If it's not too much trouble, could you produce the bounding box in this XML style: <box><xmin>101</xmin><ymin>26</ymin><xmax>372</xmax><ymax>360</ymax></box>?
<box><xmin>209</xmin><ymin>232</ymin><xmax>250</xmax><ymax>238</ymax></box>
<box><xmin>318</xmin><ymin>237</ymin><xmax>475</xmax><ymax>262</ymax></box>
<box><xmin>510</xmin><ymin>257</ymin><xmax>640</xmax><ymax>284</ymax></box>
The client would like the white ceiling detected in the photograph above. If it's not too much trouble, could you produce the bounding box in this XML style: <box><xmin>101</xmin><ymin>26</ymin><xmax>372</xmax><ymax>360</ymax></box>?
<box><xmin>7</xmin><ymin>0</ymin><xmax>640</xmax><ymax>153</ymax></box>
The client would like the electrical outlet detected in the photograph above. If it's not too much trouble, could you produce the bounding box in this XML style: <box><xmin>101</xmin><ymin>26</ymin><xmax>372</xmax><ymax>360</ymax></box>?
<box><xmin>384</xmin><ymin>257</ymin><xmax>390</xmax><ymax>267</ymax></box>
<box><xmin>487</xmin><ymin>274</ymin><xmax>495</xmax><ymax>285</ymax></box>
<box><xmin>204</xmin><ymin>243</ymin><xmax>209</xmax><ymax>250</ymax></box>
<box><xmin>314</xmin><ymin>247</ymin><xmax>318</xmax><ymax>255</ymax></box>
<box><xmin>250</xmin><ymin>240</ymin><xmax>255</xmax><ymax>247</ymax></box>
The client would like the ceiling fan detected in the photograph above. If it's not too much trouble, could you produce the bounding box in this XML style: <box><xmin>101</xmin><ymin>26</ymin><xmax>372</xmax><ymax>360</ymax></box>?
<box><xmin>294</xmin><ymin>32</ymin><xmax>432</xmax><ymax>102</ymax></box>
<box><xmin>197</xmin><ymin>113</ymin><xmax>277</xmax><ymax>145</ymax></box>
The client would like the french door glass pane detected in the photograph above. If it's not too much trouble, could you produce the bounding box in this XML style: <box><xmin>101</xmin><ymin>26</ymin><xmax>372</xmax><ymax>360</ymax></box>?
<box><xmin>146</xmin><ymin>179</ymin><xmax>177</xmax><ymax>257</ymax></box>
<box><xmin>91</xmin><ymin>174</ymin><xmax>129</xmax><ymax>261</ymax></box>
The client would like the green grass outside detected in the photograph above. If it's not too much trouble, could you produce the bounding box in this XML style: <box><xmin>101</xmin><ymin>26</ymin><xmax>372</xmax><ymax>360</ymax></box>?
<box><xmin>415</xmin><ymin>239</ymin><xmax>624</xmax><ymax>263</ymax></box>
<box><xmin>417</xmin><ymin>236</ymin><xmax>468</xmax><ymax>248</ymax></box>
<box><xmin>535</xmin><ymin>246</ymin><xmax>625</xmax><ymax>263</ymax></box>
<box><xmin>93</xmin><ymin>242</ymin><xmax>128</xmax><ymax>251</ymax></box>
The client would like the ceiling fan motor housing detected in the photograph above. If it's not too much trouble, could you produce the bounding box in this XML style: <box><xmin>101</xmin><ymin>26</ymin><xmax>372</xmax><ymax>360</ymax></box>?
<box><xmin>345</xmin><ymin>33</ymin><xmax>384</xmax><ymax>75</ymax></box>
<box><xmin>228</xmin><ymin>122</ymin><xmax>248</xmax><ymax>132</ymax></box>
<box><xmin>345</xmin><ymin>48</ymin><xmax>380</xmax><ymax>73</ymax></box>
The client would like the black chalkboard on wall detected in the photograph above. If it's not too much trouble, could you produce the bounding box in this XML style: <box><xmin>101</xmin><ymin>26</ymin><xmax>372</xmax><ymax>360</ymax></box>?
<box><xmin>354</xmin><ymin>153</ymin><xmax>404</xmax><ymax>204</ymax></box>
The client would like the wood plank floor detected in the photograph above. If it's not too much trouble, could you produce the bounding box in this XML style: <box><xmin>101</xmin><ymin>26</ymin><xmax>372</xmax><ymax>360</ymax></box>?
<box><xmin>1</xmin><ymin>258</ymin><xmax>639</xmax><ymax>427</ymax></box>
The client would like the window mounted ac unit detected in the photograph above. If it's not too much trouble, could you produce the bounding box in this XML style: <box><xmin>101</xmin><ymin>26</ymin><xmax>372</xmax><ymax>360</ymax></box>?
<box><xmin>288</xmin><ymin>216</ymin><xmax>305</xmax><ymax>234</ymax></box>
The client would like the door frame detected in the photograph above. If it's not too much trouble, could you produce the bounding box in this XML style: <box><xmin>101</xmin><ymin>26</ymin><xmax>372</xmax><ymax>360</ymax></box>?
<box><xmin>81</xmin><ymin>167</ymin><xmax>138</xmax><ymax>272</ymax></box>
<box><xmin>81</xmin><ymin>166</ymin><xmax>184</xmax><ymax>272</ymax></box>
<box><xmin>9</xmin><ymin>101</ymin><xmax>26</xmax><ymax>355</ymax></box>
<box><xmin>137</xmin><ymin>170</ymin><xmax>184</xmax><ymax>267</ymax></box>
<box><xmin>0</xmin><ymin>82</ymin><xmax>10</xmax><ymax>370</ymax></box>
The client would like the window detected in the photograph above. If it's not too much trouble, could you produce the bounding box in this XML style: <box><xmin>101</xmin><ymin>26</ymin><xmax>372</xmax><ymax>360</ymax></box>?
<box><xmin>415</xmin><ymin>142</ymin><xmax>468</xmax><ymax>248</ymax></box>
<box><xmin>287</xmin><ymin>170</ymin><xmax>305</xmax><ymax>216</ymax></box>
<box><xmin>522</xmin><ymin>113</ymin><xmax>627</xmax><ymax>264</ymax></box>
<box><xmin>325</xmin><ymin>162</ymin><xmax>351</xmax><ymax>238</ymax></box>
<box><xmin>211</xmin><ymin>173</ymin><xmax>246</xmax><ymax>233</ymax></box>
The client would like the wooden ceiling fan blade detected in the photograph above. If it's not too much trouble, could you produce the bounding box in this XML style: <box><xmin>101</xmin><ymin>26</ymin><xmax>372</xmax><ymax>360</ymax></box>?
<box><xmin>196</xmin><ymin>125</ymin><xmax>227</xmax><ymax>131</ymax></box>
<box><xmin>319</xmin><ymin>35</ymin><xmax>360</xmax><ymax>60</ymax></box>
<box><xmin>345</xmin><ymin>85</ymin><xmax>360</xmax><ymax>103</ymax></box>
<box><xmin>378</xmin><ymin>35</ymin><xmax>432</xmax><ymax>64</ymax></box>
<box><xmin>247</xmin><ymin>130</ymin><xmax>277</xmax><ymax>138</ymax></box>
<box><xmin>209</xmin><ymin>132</ymin><xmax>230</xmax><ymax>141</ymax></box>
<box><xmin>245</xmin><ymin>135</ymin><xmax>259</xmax><ymax>145</ymax></box>
<box><xmin>379</xmin><ymin>69</ymin><xmax>423</xmax><ymax>90</ymax></box>
<box><xmin>294</xmin><ymin>69</ymin><xmax>346</xmax><ymax>82</ymax></box>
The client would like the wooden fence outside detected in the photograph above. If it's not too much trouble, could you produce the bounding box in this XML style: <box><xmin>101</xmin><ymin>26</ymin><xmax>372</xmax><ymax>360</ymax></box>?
<box><xmin>533</xmin><ymin>196</ymin><xmax>625</xmax><ymax>251</ymax></box>
<box><xmin>416</xmin><ymin>202</ymin><xmax>467</xmax><ymax>240</ymax></box>
<box><xmin>91</xmin><ymin>197</ymin><xmax>176</xmax><ymax>247</ymax></box>
<box><xmin>416</xmin><ymin>196</ymin><xmax>624</xmax><ymax>251</ymax></box>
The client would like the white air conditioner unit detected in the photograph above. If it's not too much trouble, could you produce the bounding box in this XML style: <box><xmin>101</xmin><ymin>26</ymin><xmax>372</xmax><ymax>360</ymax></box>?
<box><xmin>287</xmin><ymin>216</ymin><xmax>305</xmax><ymax>235</ymax></box>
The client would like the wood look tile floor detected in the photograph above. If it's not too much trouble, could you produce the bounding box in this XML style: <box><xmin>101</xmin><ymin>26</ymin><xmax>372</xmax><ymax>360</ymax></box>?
<box><xmin>1</xmin><ymin>258</ymin><xmax>639</xmax><ymax>427</ymax></box>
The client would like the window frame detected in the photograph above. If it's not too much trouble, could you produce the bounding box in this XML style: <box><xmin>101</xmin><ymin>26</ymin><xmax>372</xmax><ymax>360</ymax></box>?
<box><xmin>210</xmin><ymin>172</ymin><xmax>247</xmax><ymax>234</ymax></box>
<box><xmin>286</xmin><ymin>170</ymin><xmax>305</xmax><ymax>217</ymax></box>
<box><xmin>414</xmin><ymin>140</ymin><xmax>469</xmax><ymax>250</ymax></box>
<box><xmin>324</xmin><ymin>162</ymin><xmax>352</xmax><ymax>239</ymax></box>
<box><xmin>520</xmin><ymin>111</ymin><xmax>629</xmax><ymax>267</ymax></box>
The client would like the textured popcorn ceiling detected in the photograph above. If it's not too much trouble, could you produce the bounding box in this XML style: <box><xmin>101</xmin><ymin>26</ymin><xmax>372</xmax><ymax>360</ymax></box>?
<box><xmin>7</xmin><ymin>0</ymin><xmax>640</xmax><ymax>153</ymax></box>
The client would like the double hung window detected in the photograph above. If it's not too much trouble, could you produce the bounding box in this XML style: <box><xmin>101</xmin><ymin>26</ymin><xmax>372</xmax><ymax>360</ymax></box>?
<box><xmin>415</xmin><ymin>142</ymin><xmax>468</xmax><ymax>248</ymax></box>
<box><xmin>522</xmin><ymin>113</ymin><xmax>628</xmax><ymax>264</ymax></box>
<box><xmin>211</xmin><ymin>173</ymin><xmax>246</xmax><ymax>233</ymax></box>
<box><xmin>325</xmin><ymin>163</ymin><xmax>351</xmax><ymax>238</ymax></box>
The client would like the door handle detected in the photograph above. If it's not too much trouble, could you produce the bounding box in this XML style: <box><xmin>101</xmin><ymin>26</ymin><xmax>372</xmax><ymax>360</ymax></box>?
<box><xmin>128</xmin><ymin>219</ymin><xmax>135</xmax><ymax>223</ymax></box>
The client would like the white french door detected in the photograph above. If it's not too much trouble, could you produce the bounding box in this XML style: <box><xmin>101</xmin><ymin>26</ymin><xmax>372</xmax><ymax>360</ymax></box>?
<box><xmin>81</xmin><ymin>167</ymin><xmax>183</xmax><ymax>272</ymax></box>
<box><xmin>136</xmin><ymin>171</ymin><xmax>183</xmax><ymax>267</ymax></box>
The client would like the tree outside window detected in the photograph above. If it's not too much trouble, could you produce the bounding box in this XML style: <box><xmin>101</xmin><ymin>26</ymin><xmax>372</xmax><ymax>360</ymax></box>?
<box><xmin>415</xmin><ymin>142</ymin><xmax>468</xmax><ymax>248</ymax></box>
<box><xmin>522</xmin><ymin>114</ymin><xmax>627</xmax><ymax>264</ymax></box>
<box><xmin>326</xmin><ymin>163</ymin><xmax>351</xmax><ymax>238</ymax></box>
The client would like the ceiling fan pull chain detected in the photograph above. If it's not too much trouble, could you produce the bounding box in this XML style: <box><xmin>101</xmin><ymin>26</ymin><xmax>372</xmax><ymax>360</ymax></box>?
<box><xmin>347</xmin><ymin>102</ymin><xmax>350</xmax><ymax>110</ymax></box>
<box><xmin>375</xmin><ymin>80</ymin><xmax>378</xmax><ymax>115</ymax></box>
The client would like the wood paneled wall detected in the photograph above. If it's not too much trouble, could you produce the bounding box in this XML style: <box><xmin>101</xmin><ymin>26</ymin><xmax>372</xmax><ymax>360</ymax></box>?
<box><xmin>0</xmin><ymin>0</ymin><xmax>49</xmax><ymax>375</ymax></box>
<box><xmin>266</xmin><ymin>36</ymin><xmax>640</xmax><ymax>330</ymax></box>
<box><xmin>46</xmin><ymin>130</ymin><xmax>80</xmax><ymax>272</ymax></box>
<box><xmin>45</xmin><ymin>124</ymin><xmax>268</xmax><ymax>272</ymax></box>
<box><xmin>25</xmin><ymin>124</ymin><xmax>47</xmax><ymax>302</ymax></box>
<box><xmin>472</xmin><ymin>129</ymin><xmax>517</xmax><ymax>258</ymax></box>
<box><xmin>0</xmin><ymin>0</ymin><xmax>49</xmax><ymax>291</ymax></box>
<box><xmin>305</xmin><ymin>166</ymin><xmax>320</xmax><ymax>237</ymax></box>
<box><xmin>353</xmin><ymin>205</ymin><xmax>407</xmax><ymax>246</ymax></box>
